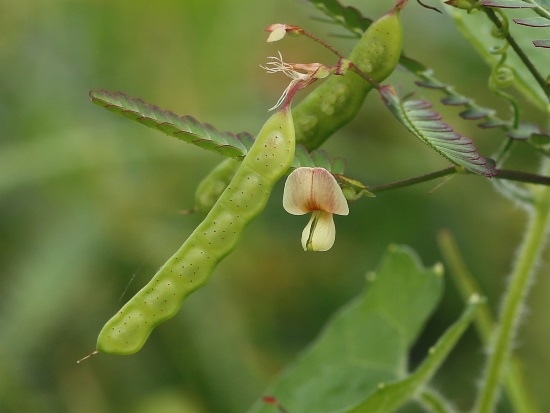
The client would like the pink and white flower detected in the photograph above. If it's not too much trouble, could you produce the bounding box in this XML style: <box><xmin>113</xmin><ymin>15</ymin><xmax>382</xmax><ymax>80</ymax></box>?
<box><xmin>283</xmin><ymin>167</ymin><xmax>349</xmax><ymax>251</ymax></box>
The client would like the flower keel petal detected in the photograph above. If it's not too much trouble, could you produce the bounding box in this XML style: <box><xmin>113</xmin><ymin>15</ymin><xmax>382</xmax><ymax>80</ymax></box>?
<box><xmin>301</xmin><ymin>210</ymin><xmax>336</xmax><ymax>252</ymax></box>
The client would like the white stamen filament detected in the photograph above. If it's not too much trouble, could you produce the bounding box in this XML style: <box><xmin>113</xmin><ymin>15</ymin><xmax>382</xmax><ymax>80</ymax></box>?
<box><xmin>260</xmin><ymin>52</ymin><xmax>312</xmax><ymax>111</ymax></box>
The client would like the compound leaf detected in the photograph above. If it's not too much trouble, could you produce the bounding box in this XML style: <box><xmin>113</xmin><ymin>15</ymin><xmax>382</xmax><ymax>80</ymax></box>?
<box><xmin>379</xmin><ymin>86</ymin><xmax>496</xmax><ymax>177</ymax></box>
<box><xmin>90</xmin><ymin>89</ymin><xmax>252</xmax><ymax>158</ymax></box>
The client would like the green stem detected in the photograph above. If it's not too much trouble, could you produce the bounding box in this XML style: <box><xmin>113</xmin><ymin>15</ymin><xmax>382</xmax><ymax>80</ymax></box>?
<box><xmin>474</xmin><ymin>163</ymin><xmax>550</xmax><ymax>413</ymax></box>
<box><xmin>437</xmin><ymin>230</ymin><xmax>541</xmax><ymax>413</ymax></box>
<box><xmin>368</xmin><ymin>167</ymin><xmax>456</xmax><ymax>193</ymax></box>
<box><xmin>418</xmin><ymin>388</ymin><xmax>457</xmax><ymax>413</ymax></box>
<box><xmin>437</xmin><ymin>230</ymin><xmax>495</xmax><ymax>340</ymax></box>
<box><xmin>367</xmin><ymin>167</ymin><xmax>550</xmax><ymax>195</ymax></box>
<box><xmin>496</xmin><ymin>168</ymin><xmax>550</xmax><ymax>185</ymax></box>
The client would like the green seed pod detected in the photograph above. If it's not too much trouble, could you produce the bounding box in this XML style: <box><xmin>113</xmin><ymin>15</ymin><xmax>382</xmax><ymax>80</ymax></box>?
<box><xmin>294</xmin><ymin>5</ymin><xmax>404</xmax><ymax>150</ymax></box>
<box><xmin>187</xmin><ymin>4</ymin><xmax>404</xmax><ymax>207</ymax></box>
<box><xmin>96</xmin><ymin>108</ymin><xmax>295</xmax><ymax>355</ymax></box>
<box><xmin>194</xmin><ymin>158</ymin><xmax>241</xmax><ymax>213</ymax></box>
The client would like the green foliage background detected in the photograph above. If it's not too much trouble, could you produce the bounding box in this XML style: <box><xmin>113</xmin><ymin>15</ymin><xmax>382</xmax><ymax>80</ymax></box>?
<box><xmin>1</xmin><ymin>0</ymin><xmax>548</xmax><ymax>412</ymax></box>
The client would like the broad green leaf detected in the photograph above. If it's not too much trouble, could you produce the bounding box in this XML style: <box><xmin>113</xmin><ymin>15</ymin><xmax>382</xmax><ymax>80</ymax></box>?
<box><xmin>247</xmin><ymin>245</ymin><xmax>444</xmax><ymax>413</ymax></box>
<box><xmin>379</xmin><ymin>86</ymin><xmax>496</xmax><ymax>177</ymax></box>
<box><xmin>345</xmin><ymin>294</ymin><xmax>482</xmax><ymax>413</ymax></box>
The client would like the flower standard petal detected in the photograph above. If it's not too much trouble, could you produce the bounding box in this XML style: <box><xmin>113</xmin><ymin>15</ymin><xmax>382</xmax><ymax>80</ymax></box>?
<box><xmin>267</xmin><ymin>26</ymin><xmax>287</xmax><ymax>42</ymax></box>
<box><xmin>264</xmin><ymin>24</ymin><xmax>303</xmax><ymax>42</ymax></box>
<box><xmin>309</xmin><ymin>168</ymin><xmax>349</xmax><ymax>215</ymax></box>
<box><xmin>283</xmin><ymin>167</ymin><xmax>349</xmax><ymax>215</ymax></box>
<box><xmin>283</xmin><ymin>167</ymin><xmax>315</xmax><ymax>215</ymax></box>
<box><xmin>301</xmin><ymin>210</ymin><xmax>336</xmax><ymax>251</ymax></box>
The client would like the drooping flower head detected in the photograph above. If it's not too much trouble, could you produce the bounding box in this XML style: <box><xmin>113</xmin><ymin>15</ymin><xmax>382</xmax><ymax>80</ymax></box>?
<box><xmin>283</xmin><ymin>167</ymin><xmax>349</xmax><ymax>251</ymax></box>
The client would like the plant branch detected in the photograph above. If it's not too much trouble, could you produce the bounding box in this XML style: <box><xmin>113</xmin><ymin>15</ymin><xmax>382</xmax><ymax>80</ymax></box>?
<box><xmin>495</xmin><ymin>168</ymin><xmax>550</xmax><ymax>184</ymax></box>
<box><xmin>369</xmin><ymin>167</ymin><xmax>457</xmax><ymax>193</ymax></box>
<box><xmin>368</xmin><ymin>166</ymin><xmax>550</xmax><ymax>194</ymax></box>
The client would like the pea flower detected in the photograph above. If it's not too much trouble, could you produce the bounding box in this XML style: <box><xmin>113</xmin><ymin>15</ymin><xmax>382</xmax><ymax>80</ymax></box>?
<box><xmin>283</xmin><ymin>167</ymin><xmax>349</xmax><ymax>251</ymax></box>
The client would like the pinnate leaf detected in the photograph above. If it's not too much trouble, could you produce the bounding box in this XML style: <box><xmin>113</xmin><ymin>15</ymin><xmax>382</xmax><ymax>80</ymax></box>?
<box><xmin>306</xmin><ymin>0</ymin><xmax>372</xmax><ymax>36</ymax></box>
<box><xmin>379</xmin><ymin>86</ymin><xmax>496</xmax><ymax>177</ymax></box>
<box><xmin>533</xmin><ymin>39</ymin><xmax>550</xmax><ymax>47</ymax></box>
<box><xmin>247</xmin><ymin>245</ymin><xmax>444</xmax><ymax>413</ymax></box>
<box><xmin>90</xmin><ymin>89</ymin><xmax>349</xmax><ymax>175</ymax></box>
<box><xmin>513</xmin><ymin>17</ymin><xmax>550</xmax><ymax>27</ymax></box>
<box><xmin>90</xmin><ymin>89</ymin><xmax>376</xmax><ymax>198</ymax></box>
<box><xmin>90</xmin><ymin>89</ymin><xmax>253</xmax><ymax>158</ymax></box>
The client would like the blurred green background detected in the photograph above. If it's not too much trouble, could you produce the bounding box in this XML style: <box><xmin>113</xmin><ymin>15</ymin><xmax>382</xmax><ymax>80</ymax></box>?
<box><xmin>1</xmin><ymin>1</ymin><xmax>548</xmax><ymax>412</ymax></box>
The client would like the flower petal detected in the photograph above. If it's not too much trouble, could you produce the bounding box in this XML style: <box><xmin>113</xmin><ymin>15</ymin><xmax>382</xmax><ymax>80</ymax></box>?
<box><xmin>310</xmin><ymin>168</ymin><xmax>349</xmax><ymax>215</ymax></box>
<box><xmin>301</xmin><ymin>210</ymin><xmax>336</xmax><ymax>251</ymax></box>
<box><xmin>283</xmin><ymin>167</ymin><xmax>314</xmax><ymax>215</ymax></box>
<box><xmin>267</xmin><ymin>27</ymin><xmax>287</xmax><ymax>42</ymax></box>
<box><xmin>283</xmin><ymin>167</ymin><xmax>349</xmax><ymax>215</ymax></box>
